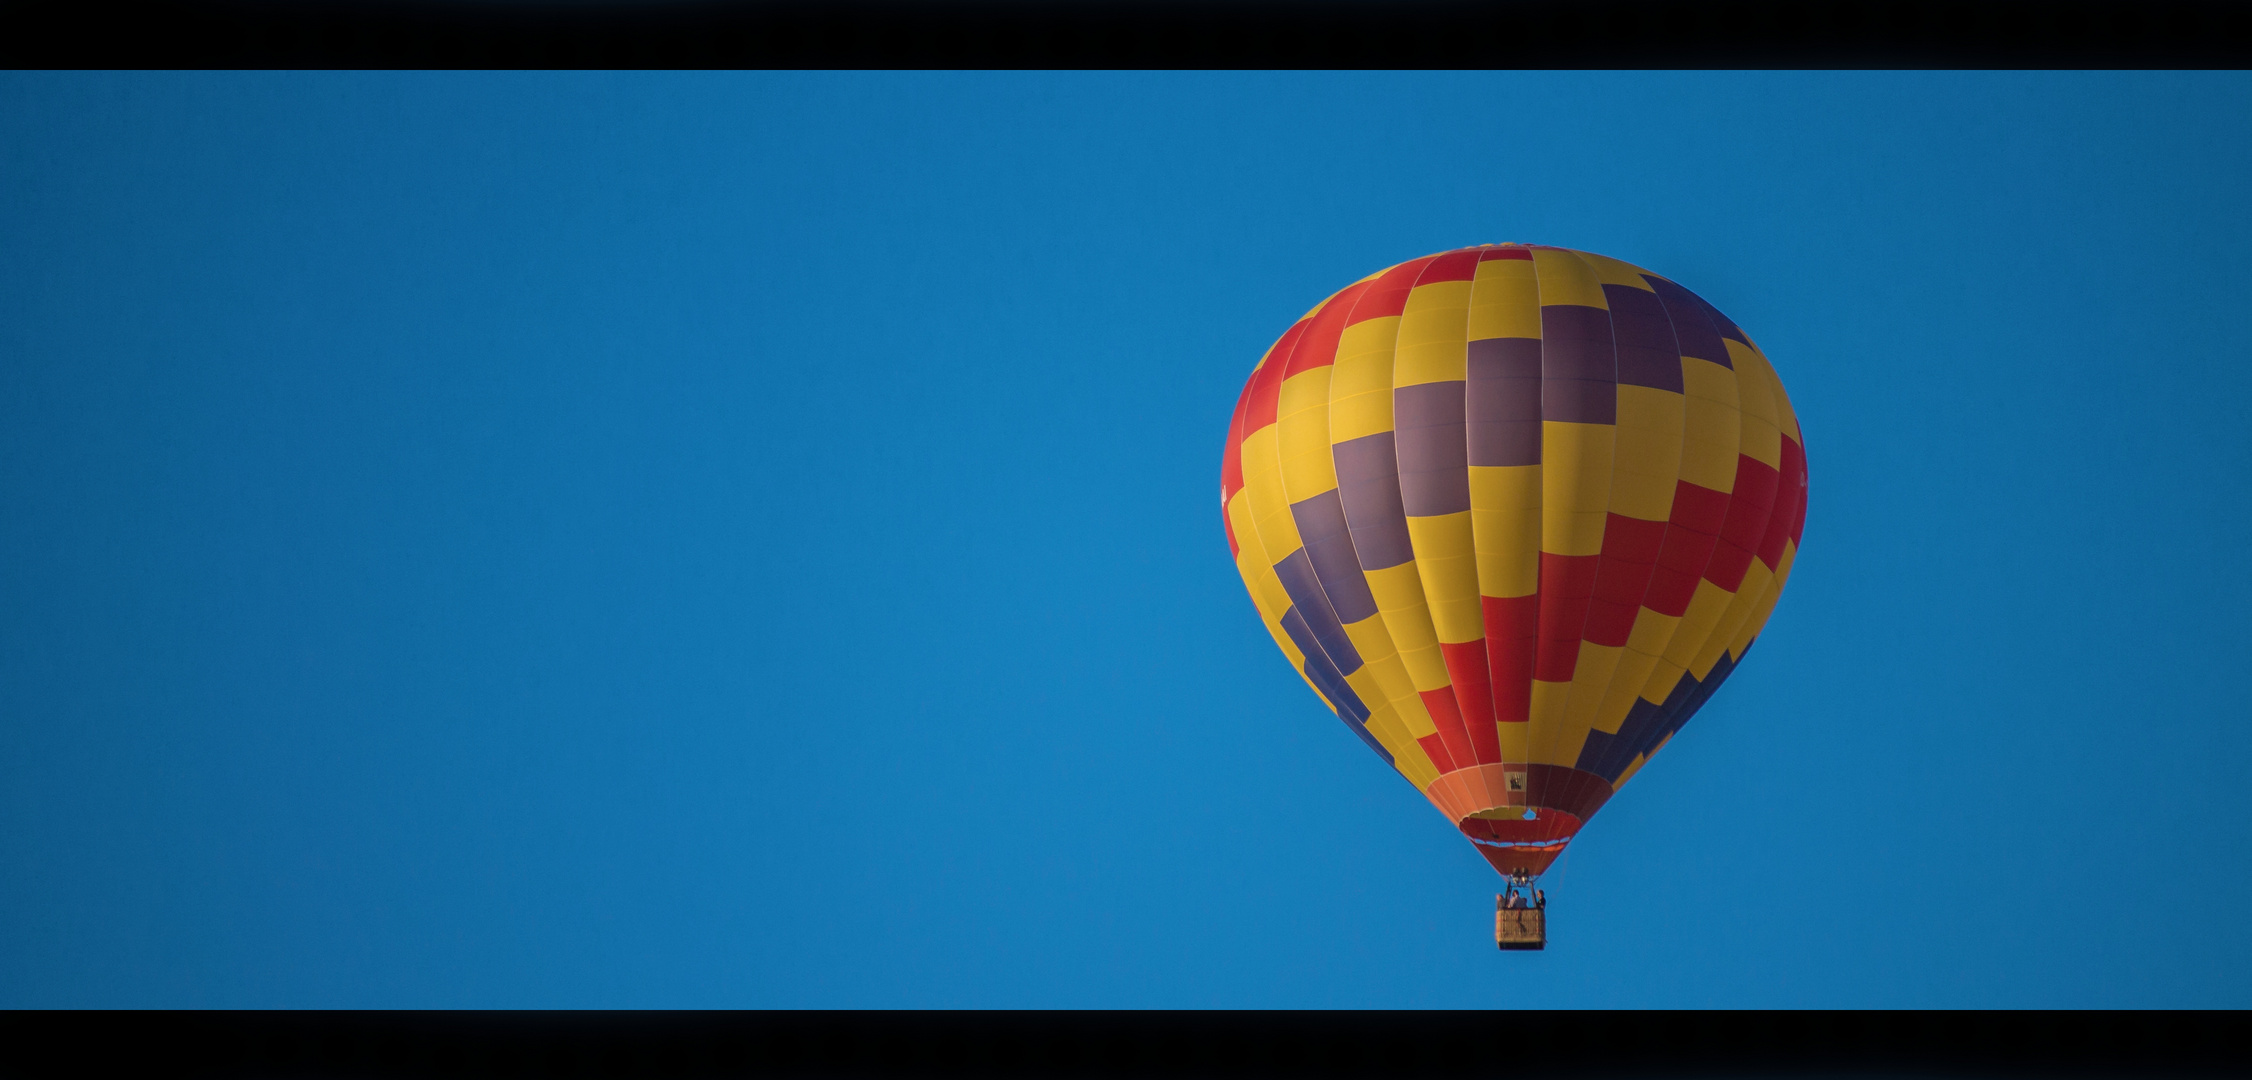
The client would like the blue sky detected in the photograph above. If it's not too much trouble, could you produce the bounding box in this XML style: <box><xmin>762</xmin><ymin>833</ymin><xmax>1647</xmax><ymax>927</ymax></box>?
<box><xmin>3</xmin><ymin>71</ymin><xmax>2248</xmax><ymax>1007</ymax></box>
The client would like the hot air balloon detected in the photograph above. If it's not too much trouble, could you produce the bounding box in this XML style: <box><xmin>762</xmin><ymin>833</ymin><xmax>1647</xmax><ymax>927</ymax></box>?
<box><xmin>1220</xmin><ymin>245</ymin><xmax>1806</xmax><ymax>948</ymax></box>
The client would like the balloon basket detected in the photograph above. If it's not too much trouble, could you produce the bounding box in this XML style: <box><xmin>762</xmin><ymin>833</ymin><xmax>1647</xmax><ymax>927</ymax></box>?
<box><xmin>1495</xmin><ymin>900</ymin><xmax>1546</xmax><ymax>950</ymax></box>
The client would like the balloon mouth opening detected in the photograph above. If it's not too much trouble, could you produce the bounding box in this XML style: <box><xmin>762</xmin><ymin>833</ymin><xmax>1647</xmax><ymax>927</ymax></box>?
<box><xmin>1459</xmin><ymin>809</ymin><xmax>1584</xmax><ymax>878</ymax></box>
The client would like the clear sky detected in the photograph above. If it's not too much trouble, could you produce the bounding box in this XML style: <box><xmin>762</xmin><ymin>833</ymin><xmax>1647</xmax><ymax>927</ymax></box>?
<box><xmin>3</xmin><ymin>72</ymin><xmax>2248</xmax><ymax>1008</ymax></box>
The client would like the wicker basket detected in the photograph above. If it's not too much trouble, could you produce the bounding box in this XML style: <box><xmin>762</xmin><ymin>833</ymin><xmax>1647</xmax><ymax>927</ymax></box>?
<box><xmin>1495</xmin><ymin>903</ymin><xmax>1546</xmax><ymax>950</ymax></box>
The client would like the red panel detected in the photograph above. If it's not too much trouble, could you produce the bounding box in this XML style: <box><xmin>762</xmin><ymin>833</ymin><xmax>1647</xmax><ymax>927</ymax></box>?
<box><xmin>1439</xmin><ymin>640</ymin><xmax>1500</xmax><ymax>764</ymax></box>
<box><xmin>1414</xmin><ymin>248</ymin><xmax>1482</xmax><ymax>285</ymax></box>
<box><xmin>1600</xmin><ymin>513</ymin><xmax>1668</xmax><ymax>564</ymax></box>
<box><xmin>1344</xmin><ymin>255</ymin><xmax>1440</xmax><ymax>325</ymax></box>
<box><xmin>1418</xmin><ymin>686</ymin><xmax>1478</xmax><ymax>777</ymax></box>
<box><xmin>1707</xmin><ymin>454</ymin><xmax>1780</xmax><ymax>592</ymax></box>
<box><xmin>1534</xmin><ymin>552</ymin><xmax>1599</xmax><ymax>682</ymax></box>
<box><xmin>1526</xmin><ymin>763</ymin><xmax>1613</xmax><ymax>821</ymax></box>
<box><xmin>1718</xmin><ymin>454</ymin><xmax>1781</xmax><ymax>554</ymax></box>
<box><xmin>1703</xmin><ymin>539</ymin><xmax>1759</xmax><ymax>593</ymax></box>
<box><xmin>1223</xmin><ymin>507</ymin><xmax>1238</xmax><ymax>558</ymax></box>
<box><xmin>1641</xmin><ymin>561</ymin><xmax>1707</xmax><ymax>618</ymax></box>
<box><xmin>1787</xmin><ymin>431</ymin><xmax>1810</xmax><ymax>546</ymax></box>
<box><xmin>1589</xmin><ymin>515</ymin><xmax>1663</xmax><ymax>644</ymax></box>
<box><xmin>1477</xmin><ymin>245</ymin><xmax>1533</xmax><ymax>262</ymax></box>
<box><xmin>1669</xmin><ymin>480</ymin><xmax>1731</xmax><ymax>535</ymax></box>
<box><xmin>1240</xmin><ymin>358</ymin><xmax>1288</xmax><ymax>436</ymax></box>
<box><xmin>1417</xmin><ymin>732</ymin><xmax>1457</xmax><ymax>775</ymax></box>
<box><xmin>1539</xmin><ymin>552</ymin><xmax>1601</xmax><ymax>599</ymax></box>
<box><xmin>1481</xmin><ymin>595</ymin><xmax>1538</xmax><ymax>725</ymax></box>
<box><xmin>1534</xmin><ymin>634</ymin><xmax>1585</xmax><ymax>683</ymax></box>
<box><xmin>1582</xmin><ymin>597</ymin><xmax>1643</xmax><ymax>648</ymax></box>
<box><xmin>1759</xmin><ymin>433</ymin><xmax>1808</xmax><ymax>568</ymax></box>
<box><xmin>1592</xmin><ymin>555</ymin><xmax>1658</xmax><ymax>607</ymax></box>
<box><xmin>1219</xmin><ymin>359</ymin><xmax>1259</xmax><ymax>504</ymax></box>
<box><xmin>1281</xmin><ymin>280</ymin><xmax>1370</xmax><ymax>378</ymax></box>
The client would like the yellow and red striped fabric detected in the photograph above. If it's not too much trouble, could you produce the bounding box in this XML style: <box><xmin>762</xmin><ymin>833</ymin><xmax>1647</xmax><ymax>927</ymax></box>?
<box><xmin>1220</xmin><ymin>245</ymin><xmax>1807</xmax><ymax>878</ymax></box>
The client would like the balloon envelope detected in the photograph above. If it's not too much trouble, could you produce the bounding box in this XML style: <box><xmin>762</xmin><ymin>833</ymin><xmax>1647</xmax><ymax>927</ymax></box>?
<box><xmin>1221</xmin><ymin>245</ymin><xmax>1807</xmax><ymax>877</ymax></box>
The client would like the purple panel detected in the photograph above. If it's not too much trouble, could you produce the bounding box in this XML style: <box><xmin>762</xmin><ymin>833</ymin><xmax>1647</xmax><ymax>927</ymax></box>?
<box><xmin>1468</xmin><ymin>419</ymin><xmax>1542</xmax><ymax>467</ymax></box>
<box><xmin>1697</xmin><ymin>294</ymin><xmax>1750</xmax><ymax>345</ymax></box>
<box><xmin>1645</xmin><ymin>275</ymin><xmax>1729</xmax><ymax>367</ymax></box>
<box><xmin>1468</xmin><ymin>337</ymin><xmax>1543</xmax><ymax>467</ymax></box>
<box><xmin>1289</xmin><ymin>488</ymin><xmax>1380</xmax><ymax>625</ymax></box>
<box><xmin>1543</xmin><ymin>378</ymin><xmax>1616</xmax><ymax>425</ymax></box>
<box><xmin>1538</xmin><ymin>305</ymin><xmax>1616</xmax><ymax>383</ymax></box>
<box><xmin>1467</xmin><ymin>336</ymin><xmax>1543</xmax><ymax>381</ymax></box>
<box><xmin>1394</xmin><ymin>381</ymin><xmax>1470</xmax><ymax>517</ymax></box>
<box><xmin>1272</xmin><ymin>548</ymin><xmax>1366</xmax><ymax>675</ymax></box>
<box><xmin>1278</xmin><ymin>604</ymin><xmax>1374</xmax><ymax>729</ymax></box>
<box><xmin>1332</xmin><ymin>432</ymin><xmax>1415</xmax><ymax>571</ymax></box>
<box><xmin>1602</xmin><ymin>284</ymin><xmax>1685</xmax><ymax>392</ymax></box>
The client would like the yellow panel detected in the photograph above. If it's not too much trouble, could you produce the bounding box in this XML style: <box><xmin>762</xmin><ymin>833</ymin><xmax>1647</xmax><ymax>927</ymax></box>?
<box><xmin>1679</xmin><ymin>369</ymin><xmax>1741</xmax><ymax>493</ymax></box>
<box><xmin>1397</xmin><ymin>280</ymin><xmax>1473</xmax><ymax>345</ymax></box>
<box><xmin>1542</xmin><ymin>421</ymin><xmax>1614</xmax><ymax>556</ymax></box>
<box><xmin>1467</xmin><ymin>256</ymin><xmax>1541</xmax><ymax>341</ymax></box>
<box><xmin>1611</xmin><ymin>752</ymin><xmax>1648</xmax><ymax>788</ymax></box>
<box><xmin>1530</xmin><ymin>677</ymin><xmax>1569</xmax><ymax>731</ymax></box>
<box><xmin>1341</xmin><ymin>664</ymin><xmax>1389</xmax><ymax>716</ymax></box>
<box><xmin>1394</xmin><ymin>340</ymin><xmax>1466</xmax><ymax>388</ymax></box>
<box><xmin>1404</xmin><ymin>511</ymin><xmax>1481</xmax><ymax>644</ymax></box>
<box><xmin>1328</xmin><ymin>320</ymin><xmax>1398</xmax><ymax>443</ymax></box>
<box><xmin>1613</xmin><ymin>384</ymin><xmax>1686</xmax><ymax>521</ymax></box>
<box><xmin>1276</xmin><ymin>367</ymin><xmax>1333</xmax><ymax>425</ymax></box>
<box><xmin>1279</xmin><ymin>444</ymin><xmax>1339</xmax><ymax>499</ymax></box>
<box><xmin>1360</xmin><ymin>702</ymin><xmax>1423</xmax><ymax>776</ymax></box>
<box><xmin>1692</xmin><ymin>556</ymin><xmax>1772</xmax><ymax>680</ymax></box>
<box><xmin>1396</xmin><ymin>280</ymin><xmax>1469</xmax><ymax>387</ymax></box>
<box><xmin>1737</xmin><ymin>345</ymin><xmax>1803</xmax><ymax>446</ymax></box>
<box><xmin>1276</xmin><ymin>368</ymin><xmax>1337</xmax><ymax>497</ymax></box>
<box><xmin>1542</xmin><ymin>422</ymin><xmax>1616</xmax><ymax>511</ymax></box>
<box><xmin>1681</xmin><ymin>356</ymin><xmax>1738</xmax><ymax>407</ymax></box>
<box><xmin>1237</xmin><ymin>425</ymin><xmax>1304</xmax><ymax>556</ymax></box>
<box><xmin>1532</xmin><ymin>248</ymin><xmax>1608</xmax><ymax>310</ymax></box>
<box><xmin>1544</xmin><ymin>510</ymin><xmax>1608</xmax><ymax>558</ymax></box>
<box><xmin>1682</xmin><ymin>395</ymin><xmax>1741</xmax><ymax>449</ymax></box>
<box><xmin>1360</xmin><ymin>699</ymin><xmax>1409</xmax><ymax>753</ymax></box>
<box><xmin>1638</xmin><ymin>656</ymin><xmax>1687</xmax><ymax>707</ymax></box>
<box><xmin>1616</xmin><ymin>383</ymin><xmax>1686</xmax><ymax>436</ymax></box>
<box><xmin>1624</xmin><ymin>606</ymin><xmax>1683</xmax><ymax>658</ymax></box>
<box><xmin>1469</xmin><ymin>464</ymin><xmax>1543</xmax><ymax>509</ymax></box>
<box><xmin>1363</xmin><ymin>561</ymin><xmax>1451</xmax><ymax>691</ymax></box>
<box><xmin>1337</xmin><ymin>316</ymin><xmax>1401</xmax><ymax>364</ymax></box>
<box><xmin>1230</xmin><ymin>496</ymin><xmax>1334</xmax><ymax>712</ymax></box>
<box><xmin>1613</xmin><ymin>419</ymin><xmax>1685</xmax><ymax>467</ymax></box>
<box><xmin>1608</xmin><ymin>466</ymin><xmax>1676</xmax><ymax>523</ymax></box>
<box><xmin>1662</xmin><ymin>578</ymin><xmax>1737</xmax><ymax>672</ymax></box>
<box><xmin>1539</xmin><ymin>641</ymin><xmax>1624</xmax><ymax>768</ymax></box>
<box><xmin>1728</xmin><ymin>341</ymin><xmax>1778</xmax><ymax>420</ymax></box>
<box><xmin>1328</xmin><ymin>388</ymin><xmax>1393</xmax><ymax>443</ymax></box>
<box><xmin>1228</xmin><ymin>495</ymin><xmax>1288</xmax><ymax>613</ymax></box>
<box><xmin>1737</xmin><ymin>412</ymin><xmax>1782</xmax><ymax>473</ymax></box>
<box><xmin>1575</xmin><ymin>251</ymin><xmax>1658</xmax><ymax>291</ymax></box>
<box><xmin>1592</xmin><ymin>645</ymin><xmax>1663</xmax><ymax>733</ymax></box>
<box><xmin>1339</xmin><ymin>611</ymin><xmax>1444</xmax><ymax>745</ymax></box>
<box><xmin>1390</xmin><ymin>683</ymin><xmax>1441</xmax><ymax>738</ymax></box>
<box><xmin>1495</xmin><ymin>718</ymin><xmax>1528</xmax><ymax>766</ymax></box>
<box><xmin>1396</xmin><ymin>643</ymin><xmax>1450</xmax><ymax>694</ymax></box>
<box><xmin>1468</xmin><ymin>463</ymin><xmax>1544</xmax><ymax>595</ymax></box>
<box><xmin>1471</xmin><ymin>506</ymin><xmax>1541</xmax><ymax>598</ymax></box>
<box><xmin>1679</xmin><ymin>431</ymin><xmax>1741</xmax><ymax>494</ymax></box>
<box><xmin>1727</xmin><ymin>541</ymin><xmax>1797</xmax><ymax>661</ymax></box>
<box><xmin>1566</xmin><ymin>644</ymin><xmax>1626</xmax><ymax>728</ymax></box>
